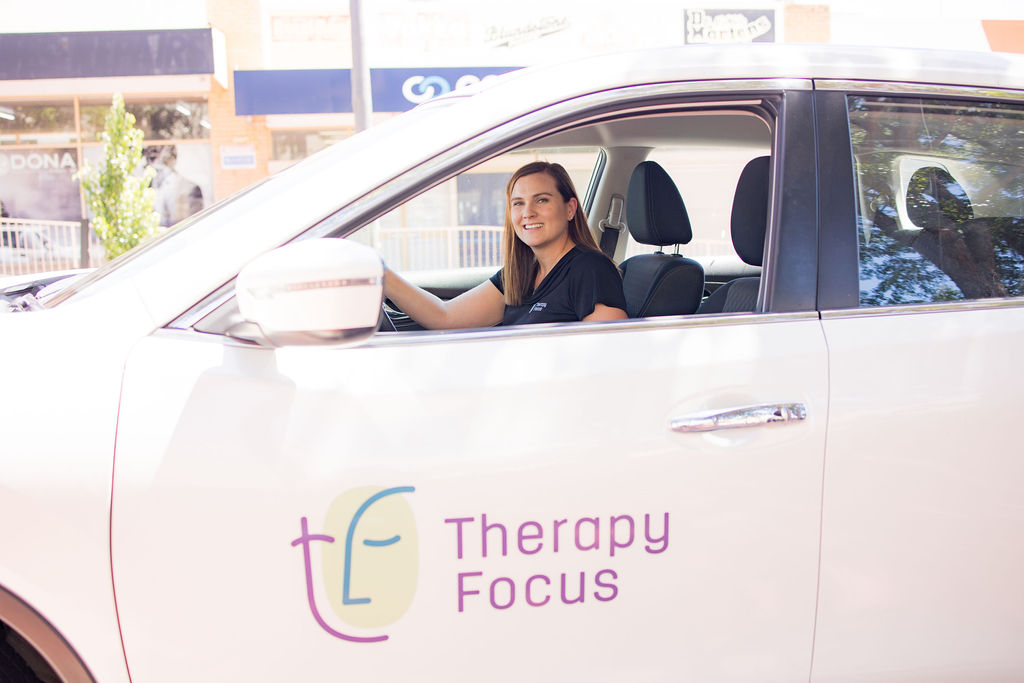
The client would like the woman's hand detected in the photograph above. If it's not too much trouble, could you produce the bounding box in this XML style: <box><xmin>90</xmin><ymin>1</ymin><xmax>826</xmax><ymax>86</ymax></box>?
<box><xmin>383</xmin><ymin>266</ymin><xmax>505</xmax><ymax>330</ymax></box>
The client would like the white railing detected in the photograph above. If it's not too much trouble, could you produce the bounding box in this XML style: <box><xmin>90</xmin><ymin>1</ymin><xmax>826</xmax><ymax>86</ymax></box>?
<box><xmin>375</xmin><ymin>225</ymin><xmax>504</xmax><ymax>271</ymax></box>
<box><xmin>0</xmin><ymin>218</ymin><xmax>105</xmax><ymax>276</ymax></box>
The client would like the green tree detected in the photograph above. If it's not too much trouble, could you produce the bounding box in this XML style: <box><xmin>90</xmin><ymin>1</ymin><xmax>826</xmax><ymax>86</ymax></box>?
<box><xmin>75</xmin><ymin>94</ymin><xmax>159</xmax><ymax>260</ymax></box>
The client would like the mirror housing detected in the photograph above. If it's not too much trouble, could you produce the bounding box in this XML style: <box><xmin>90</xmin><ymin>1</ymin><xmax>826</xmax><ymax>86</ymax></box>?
<box><xmin>236</xmin><ymin>238</ymin><xmax>383</xmax><ymax>347</ymax></box>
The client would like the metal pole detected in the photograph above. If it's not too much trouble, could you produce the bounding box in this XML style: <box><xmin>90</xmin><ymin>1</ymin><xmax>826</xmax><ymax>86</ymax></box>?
<box><xmin>350</xmin><ymin>0</ymin><xmax>373</xmax><ymax>132</ymax></box>
<box><xmin>79</xmin><ymin>218</ymin><xmax>90</xmax><ymax>268</ymax></box>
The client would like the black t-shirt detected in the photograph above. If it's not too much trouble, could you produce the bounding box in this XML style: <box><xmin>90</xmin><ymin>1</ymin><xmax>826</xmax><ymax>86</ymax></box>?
<box><xmin>488</xmin><ymin>247</ymin><xmax>627</xmax><ymax>326</ymax></box>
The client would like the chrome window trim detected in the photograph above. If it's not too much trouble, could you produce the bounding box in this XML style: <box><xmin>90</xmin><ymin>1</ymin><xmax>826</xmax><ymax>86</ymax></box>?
<box><xmin>162</xmin><ymin>311</ymin><xmax>819</xmax><ymax>350</ymax></box>
<box><xmin>815</xmin><ymin>79</ymin><xmax>1024</xmax><ymax>102</ymax></box>
<box><xmin>822</xmin><ymin>298</ymin><xmax>1024</xmax><ymax>320</ymax></box>
<box><xmin>363</xmin><ymin>311</ymin><xmax>818</xmax><ymax>348</ymax></box>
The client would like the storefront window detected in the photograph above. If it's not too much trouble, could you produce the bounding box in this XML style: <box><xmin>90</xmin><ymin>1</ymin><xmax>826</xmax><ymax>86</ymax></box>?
<box><xmin>0</xmin><ymin>102</ymin><xmax>76</xmax><ymax>145</ymax></box>
<box><xmin>0</xmin><ymin>97</ymin><xmax>213</xmax><ymax>224</ymax></box>
<box><xmin>0</xmin><ymin>146</ymin><xmax>82</xmax><ymax>220</ymax></box>
<box><xmin>272</xmin><ymin>129</ymin><xmax>352</xmax><ymax>161</ymax></box>
<box><xmin>80</xmin><ymin>99</ymin><xmax>210</xmax><ymax>141</ymax></box>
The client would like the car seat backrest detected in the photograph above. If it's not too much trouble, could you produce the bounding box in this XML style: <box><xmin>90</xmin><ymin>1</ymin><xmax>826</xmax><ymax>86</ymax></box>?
<box><xmin>619</xmin><ymin>161</ymin><xmax>704</xmax><ymax>318</ymax></box>
<box><xmin>698</xmin><ymin>155</ymin><xmax>770</xmax><ymax>314</ymax></box>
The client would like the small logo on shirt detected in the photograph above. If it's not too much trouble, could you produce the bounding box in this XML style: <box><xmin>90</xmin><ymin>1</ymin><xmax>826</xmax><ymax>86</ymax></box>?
<box><xmin>530</xmin><ymin>302</ymin><xmax>547</xmax><ymax>313</ymax></box>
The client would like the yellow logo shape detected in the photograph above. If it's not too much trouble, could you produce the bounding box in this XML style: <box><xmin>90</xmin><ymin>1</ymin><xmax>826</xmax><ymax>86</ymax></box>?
<box><xmin>321</xmin><ymin>486</ymin><xmax>418</xmax><ymax>629</ymax></box>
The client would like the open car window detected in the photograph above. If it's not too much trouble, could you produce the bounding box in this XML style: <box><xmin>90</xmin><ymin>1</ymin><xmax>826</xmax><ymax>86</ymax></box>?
<box><xmin>188</xmin><ymin>90</ymin><xmax>784</xmax><ymax>340</ymax></box>
<box><xmin>347</xmin><ymin>147</ymin><xmax>602</xmax><ymax>276</ymax></box>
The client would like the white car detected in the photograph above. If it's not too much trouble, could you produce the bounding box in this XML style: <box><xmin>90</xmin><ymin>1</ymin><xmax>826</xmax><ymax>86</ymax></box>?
<box><xmin>3</xmin><ymin>44</ymin><xmax>1024</xmax><ymax>683</ymax></box>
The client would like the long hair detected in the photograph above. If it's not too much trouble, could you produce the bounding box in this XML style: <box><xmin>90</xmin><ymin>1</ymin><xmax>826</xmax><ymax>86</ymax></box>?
<box><xmin>500</xmin><ymin>161</ymin><xmax>602</xmax><ymax>306</ymax></box>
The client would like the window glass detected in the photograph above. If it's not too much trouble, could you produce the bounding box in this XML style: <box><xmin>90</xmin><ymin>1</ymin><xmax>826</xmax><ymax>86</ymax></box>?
<box><xmin>849</xmin><ymin>96</ymin><xmax>1024</xmax><ymax>306</ymax></box>
<box><xmin>272</xmin><ymin>129</ymin><xmax>353</xmax><ymax>162</ymax></box>
<box><xmin>627</xmin><ymin>144</ymin><xmax>769</xmax><ymax>261</ymax></box>
<box><xmin>0</xmin><ymin>102</ymin><xmax>76</xmax><ymax>145</ymax></box>
<box><xmin>0</xmin><ymin>146</ymin><xmax>82</xmax><ymax>220</ymax></box>
<box><xmin>80</xmin><ymin>100</ymin><xmax>210</xmax><ymax>141</ymax></box>
<box><xmin>351</xmin><ymin>147</ymin><xmax>601</xmax><ymax>273</ymax></box>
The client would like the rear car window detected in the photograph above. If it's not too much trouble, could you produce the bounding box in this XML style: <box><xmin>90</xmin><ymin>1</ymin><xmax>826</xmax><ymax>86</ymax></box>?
<box><xmin>848</xmin><ymin>95</ymin><xmax>1024</xmax><ymax>306</ymax></box>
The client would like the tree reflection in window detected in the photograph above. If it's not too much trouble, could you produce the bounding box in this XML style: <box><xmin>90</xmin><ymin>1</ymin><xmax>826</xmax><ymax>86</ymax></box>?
<box><xmin>850</xmin><ymin>96</ymin><xmax>1024</xmax><ymax>306</ymax></box>
<box><xmin>81</xmin><ymin>100</ymin><xmax>209</xmax><ymax>140</ymax></box>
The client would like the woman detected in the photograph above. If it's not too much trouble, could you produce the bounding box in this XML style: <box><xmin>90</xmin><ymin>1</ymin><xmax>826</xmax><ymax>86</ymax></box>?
<box><xmin>384</xmin><ymin>161</ymin><xmax>628</xmax><ymax>329</ymax></box>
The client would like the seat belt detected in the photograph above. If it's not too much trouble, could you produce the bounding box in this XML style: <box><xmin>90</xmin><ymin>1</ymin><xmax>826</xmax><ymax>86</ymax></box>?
<box><xmin>599</xmin><ymin>194</ymin><xmax>626</xmax><ymax>259</ymax></box>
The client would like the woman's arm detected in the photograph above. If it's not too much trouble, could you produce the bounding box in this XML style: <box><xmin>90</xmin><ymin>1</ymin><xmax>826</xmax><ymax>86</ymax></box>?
<box><xmin>384</xmin><ymin>267</ymin><xmax>506</xmax><ymax>330</ymax></box>
<box><xmin>582</xmin><ymin>302</ymin><xmax>628</xmax><ymax>322</ymax></box>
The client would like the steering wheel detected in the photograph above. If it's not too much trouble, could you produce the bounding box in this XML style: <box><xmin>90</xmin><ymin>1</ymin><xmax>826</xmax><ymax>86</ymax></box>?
<box><xmin>378</xmin><ymin>303</ymin><xmax>398</xmax><ymax>332</ymax></box>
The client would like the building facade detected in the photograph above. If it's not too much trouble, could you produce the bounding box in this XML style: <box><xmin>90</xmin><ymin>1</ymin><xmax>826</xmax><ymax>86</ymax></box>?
<box><xmin>0</xmin><ymin>0</ymin><xmax>1021</xmax><ymax>226</ymax></box>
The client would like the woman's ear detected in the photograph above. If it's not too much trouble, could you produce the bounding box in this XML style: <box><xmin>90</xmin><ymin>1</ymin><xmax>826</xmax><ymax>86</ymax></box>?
<box><xmin>567</xmin><ymin>196</ymin><xmax>578</xmax><ymax>220</ymax></box>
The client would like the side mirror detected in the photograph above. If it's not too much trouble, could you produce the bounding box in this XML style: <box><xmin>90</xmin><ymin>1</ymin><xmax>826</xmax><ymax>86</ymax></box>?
<box><xmin>236</xmin><ymin>238</ymin><xmax>383</xmax><ymax>347</ymax></box>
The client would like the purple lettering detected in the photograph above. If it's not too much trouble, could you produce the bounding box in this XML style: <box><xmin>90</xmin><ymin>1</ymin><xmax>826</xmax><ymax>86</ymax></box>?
<box><xmin>610</xmin><ymin>515</ymin><xmax>635</xmax><ymax>557</ymax></box>
<box><xmin>552</xmin><ymin>518</ymin><xmax>567</xmax><ymax>552</ymax></box>
<box><xmin>444</xmin><ymin>517</ymin><xmax>475</xmax><ymax>559</ymax></box>
<box><xmin>490</xmin><ymin>577</ymin><xmax>515</xmax><ymax>610</ymax></box>
<box><xmin>526</xmin><ymin>574</ymin><xmax>551</xmax><ymax>607</ymax></box>
<box><xmin>594</xmin><ymin>569</ymin><xmax>619</xmax><ymax>602</ymax></box>
<box><xmin>457</xmin><ymin>571</ymin><xmax>482</xmax><ymax>612</ymax></box>
<box><xmin>518</xmin><ymin>521</ymin><xmax>543</xmax><ymax>555</ymax></box>
<box><xmin>644</xmin><ymin>513</ymin><xmax>669</xmax><ymax>554</ymax></box>
<box><xmin>481</xmin><ymin>514</ymin><xmax>507</xmax><ymax>558</ymax></box>
<box><xmin>560</xmin><ymin>571</ymin><xmax>586</xmax><ymax>604</ymax></box>
<box><xmin>575</xmin><ymin>517</ymin><xmax>600</xmax><ymax>551</ymax></box>
<box><xmin>290</xmin><ymin>518</ymin><xmax>386</xmax><ymax>643</ymax></box>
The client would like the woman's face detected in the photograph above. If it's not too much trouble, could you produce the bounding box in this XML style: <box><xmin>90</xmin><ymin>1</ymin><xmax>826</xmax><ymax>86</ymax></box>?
<box><xmin>509</xmin><ymin>172</ymin><xmax>578</xmax><ymax>252</ymax></box>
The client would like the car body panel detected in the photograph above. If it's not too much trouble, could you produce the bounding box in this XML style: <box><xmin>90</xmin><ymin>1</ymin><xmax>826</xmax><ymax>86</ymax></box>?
<box><xmin>0</xmin><ymin>291</ymin><xmax>156</xmax><ymax>683</ymax></box>
<box><xmin>814</xmin><ymin>303</ymin><xmax>1024</xmax><ymax>680</ymax></box>
<box><xmin>111</xmin><ymin>315</ymin><xmax>827</xmax><ymax>681</ymax></box>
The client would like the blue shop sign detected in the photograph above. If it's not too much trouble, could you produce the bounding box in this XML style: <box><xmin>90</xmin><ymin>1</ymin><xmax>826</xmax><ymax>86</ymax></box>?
<box><xmin>234</xmin><ymin>67</ymin><xmax>519</xmax><ymax>116</ymax></box>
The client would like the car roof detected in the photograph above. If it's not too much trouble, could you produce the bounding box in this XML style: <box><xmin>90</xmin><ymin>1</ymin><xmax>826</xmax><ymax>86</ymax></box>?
<box><xmin>437</xmin><ymin>43</ymin><xmax>1024</xmax><ymax>106</ymax></box>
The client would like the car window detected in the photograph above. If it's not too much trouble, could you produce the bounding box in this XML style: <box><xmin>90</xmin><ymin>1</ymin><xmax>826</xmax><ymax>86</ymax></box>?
<box><xmin>348</xmin><ymin>147</ymin><xmax>601</xmax><ymax>274</ymax></box>
<box><xmin>625</xmin><ymin>144</ymin><xmax>769</xmax><ymax>262</ymax></box>
<box><xmin>848</xmin><ymin>95</ymin><xmax>1024</xmax><ymax>306</ymax></box>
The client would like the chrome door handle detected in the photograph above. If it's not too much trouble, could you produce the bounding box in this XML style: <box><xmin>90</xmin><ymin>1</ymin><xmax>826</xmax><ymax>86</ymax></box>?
<box><xmin>669</xmin><ymin>403</ymin><xmax>807</xmax><ymax>433</ymax></box>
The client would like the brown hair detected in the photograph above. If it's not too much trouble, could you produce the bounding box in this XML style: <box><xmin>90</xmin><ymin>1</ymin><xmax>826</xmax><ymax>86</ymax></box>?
<box><xmin>500</xmin><ymin>161</ymin><xmax>602</xmax><ymax>306</ymax></box>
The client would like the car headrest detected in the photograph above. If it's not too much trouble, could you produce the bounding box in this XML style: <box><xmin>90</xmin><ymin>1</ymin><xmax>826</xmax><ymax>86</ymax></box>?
<box><xmin>626</xmin><ymin>161</ymin><xmax>693</xmax><ymax>247</ymax></box>
<box><xmin>731</xmin><ymin>156</ymin><xmax>770</xmax><ymax>267</ymax></box>
<box><xmin>906</xmin><ymin>166</ymin><xmax>973</xmax><ymax>230</ymax></box>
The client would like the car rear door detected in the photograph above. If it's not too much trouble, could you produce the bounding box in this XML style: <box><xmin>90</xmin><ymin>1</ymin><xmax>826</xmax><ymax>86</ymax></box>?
<box><xmin>812</xmin><ymin>84</ymin><xmax>1024</xmax><ymax>680</ymax></box>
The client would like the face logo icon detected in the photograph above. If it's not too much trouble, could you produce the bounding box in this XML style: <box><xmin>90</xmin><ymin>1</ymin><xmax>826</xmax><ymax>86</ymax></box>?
<box><xmin>292</xmin><ymin>486</ymin><xmax>417</xmax><ymax>643</ymax></box>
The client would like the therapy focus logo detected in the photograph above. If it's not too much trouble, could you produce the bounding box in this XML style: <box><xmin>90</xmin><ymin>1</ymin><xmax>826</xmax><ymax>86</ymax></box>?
<box><xmin>292</xmin><ymin>486</ymin><xmax>417</xmax><ymax>643</ymax></box>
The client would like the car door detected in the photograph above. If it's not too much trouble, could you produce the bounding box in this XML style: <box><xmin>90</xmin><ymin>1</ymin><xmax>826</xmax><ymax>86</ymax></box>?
<box><xmin>109</xmin><ymin>83</ymin><xmax>828</xmax><ymax>682</ymax></box>
<box><xmin>812</xmin><ymin>85</ymin><xmax>1024</xmax><ymax>680</ymax></box>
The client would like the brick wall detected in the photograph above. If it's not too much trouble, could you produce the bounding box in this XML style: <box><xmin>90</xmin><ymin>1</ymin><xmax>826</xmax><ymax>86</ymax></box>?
<box><xmin>207</xmin><ymin>0</ymin><xmax>272</xmax><ymax>202</ymax></box>
<box><xmin>784</xmin><ymin>4</ymin><xmax>831</xmax><ymax>43</ymax></box>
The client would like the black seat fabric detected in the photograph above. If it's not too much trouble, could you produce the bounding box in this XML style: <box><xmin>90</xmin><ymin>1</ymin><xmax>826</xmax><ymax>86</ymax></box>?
<box><xmin>619</xmin><ymin>161</ymin><xmax>704</xmax><ymax>318</ymax></box>
<box><xmin>698</xmin><ymin>156</ymin><xmax>770</xmax><ymax>314</ymax></box>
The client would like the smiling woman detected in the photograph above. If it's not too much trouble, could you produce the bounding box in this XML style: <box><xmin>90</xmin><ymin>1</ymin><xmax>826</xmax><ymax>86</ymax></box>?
<box><xmin>381</xmin><ymin>160</ymin><xmax>627</xmax><ymax>329</ymax></box>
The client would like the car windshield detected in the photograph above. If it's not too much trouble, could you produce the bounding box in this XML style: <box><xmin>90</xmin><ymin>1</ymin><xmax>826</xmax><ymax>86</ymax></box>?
<box><xmin>41</xmin><ymin>99</ymin><xmax>458</xmax><ymax>308</ymax></box>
